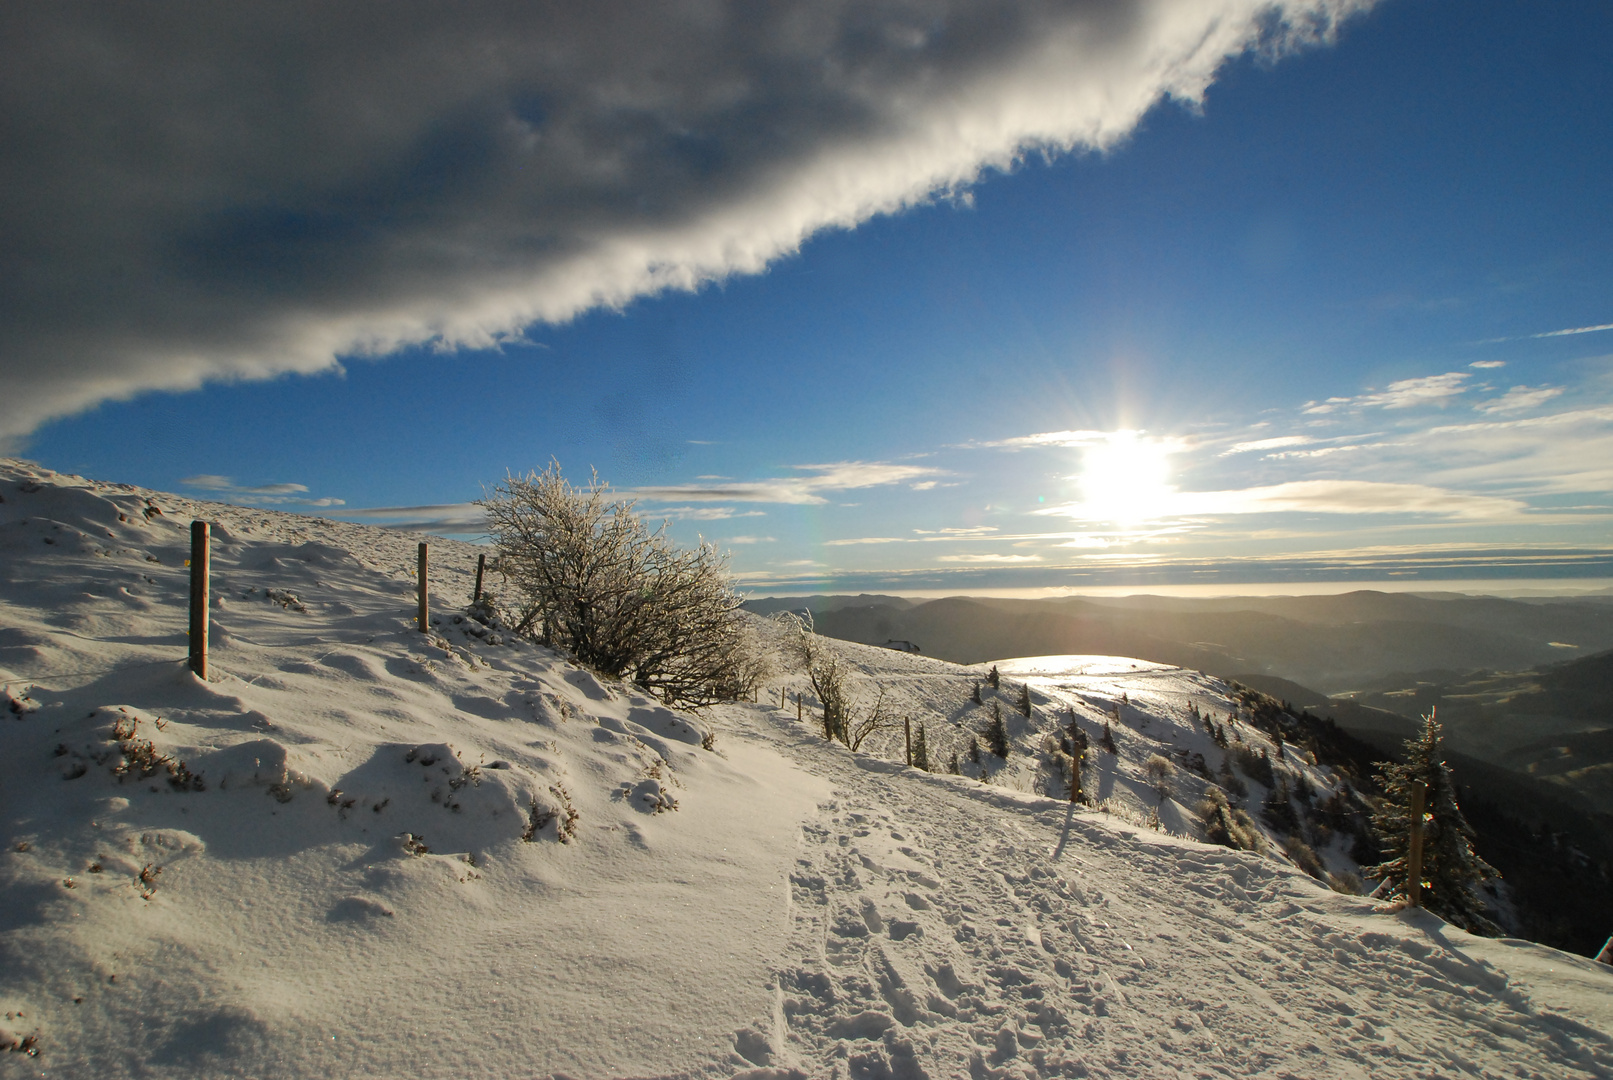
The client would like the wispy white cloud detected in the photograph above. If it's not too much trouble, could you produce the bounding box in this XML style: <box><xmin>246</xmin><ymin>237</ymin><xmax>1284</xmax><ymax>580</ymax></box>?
<box><xmin>1474</xmin><ymin>385</ymin><xmax>1564</xmax><ymax>414</ymax></box>
<box><xmin>936</xmin><ymin>553</ymin><xmax>1043</xmax><ymax>563</ymax></box>
<box><xmin>1263</xmin><ymin>443</ymin><xmax>1375</xmax><ymax>460</ymax></box>
<box><xmin>1532</xmin><ymin>321</ymin><xmax>1613</xmax><ymax>339</ymax></box>
<box><xmin>1469</xmin><ymin>360</ymin><xmax>1506</xmax><ymax>369</ymax></box>
<box><xmin>824</xmin><ymin>537</ymin><xmax>910</xmax><ymax>547</ymax></box>
<box><xmin>646</xmin><ymin>505</ymin><xmax>767</xmax><ymax>521</ymax></box>
<box><xmin>723</xmin><ymin>535</ymin><xmax>776</xmax><ymax>545</ymax></box>
<box><xmin>1038</xmin><ymin>480</ymin><xmax>1526</xmax><ymax>522</ymax></box>
<box><xmin>1303</xmin><ymin>372</ymin><xmax>1470</xmax><ymax>414</ymax></box>
<box><xmin>629</xmin><ymin>461</ymin><xmax>945</xmax><ymax>505</ymax></box>
<box><xmin>342</xmin><ymin>503</ymin><xmax>485</xmax><ymax>532</ymax></box>
<box><xmin>1221</xmin><ymin>435</ymin><xmax>1315</xmax><ymax>456</ymax></box>
<box><xmin>964</xmin><ymin>429</ymin><xmax>1114</xmax><ymax>450</ymax></box>
<box><xmin>181</xmin><ymin>474</ymin><xmax>344</xmax><ymax>507</ymax></box>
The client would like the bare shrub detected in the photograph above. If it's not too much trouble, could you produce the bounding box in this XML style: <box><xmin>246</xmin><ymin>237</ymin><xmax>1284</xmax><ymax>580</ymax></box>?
<box><xmin>1144</xmin><ymin>753</ymin><xmax>1175</xmax><ymax>801</ymax></box>
<box><xmin>784</xmin><ymin>612</ymin><xmax>895</xmax><ymax>751</ymax></box>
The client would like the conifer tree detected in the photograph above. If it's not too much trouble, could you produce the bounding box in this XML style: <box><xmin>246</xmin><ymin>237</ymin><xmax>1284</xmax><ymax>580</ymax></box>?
<box><xmin>1067</xmin><ymin>717</ymin><xmax>1089</xmax><ymax>804</ymax></box>
<box><xmin>1099</xmin><ymin>721</ymin><xmax>1117</xmax><ymax>754</ymax></box>
<box><xmin>911</xmin><ymin>724</ymin><xmax>931</xmax><ymax>773</ymax></box>
<box><xmin>988</xmin><ymin>665</ymin><xmax>1000</xmax><ymax>689</ymax></box>
<box><xmin>947</xmin><ymin>751</ymin><xmax>961</xmax><ymax>775</ymax></box>
<box><xmin>967</xmin><ymin>737</ymin><xmax>981</xmax><ymax>765</ymax></box>
<box><xmin>971</xmin><ymin>682</ymin><xmax>983</xmax><ymax>705</ymax></box>
<box><xmin>983</xmin><ymin>701</ymin><xmax>1009</xmax><ymax>758</ymax></box>
<box><xmin>1365</xmin><ymin>711</ymin><xmax>1499</xmax><ymax>934</ymax></box>
<box><xmin>1017</xmin><ymin>682</ymin><xmax>1032</xmax><ymax>717</ymax></box>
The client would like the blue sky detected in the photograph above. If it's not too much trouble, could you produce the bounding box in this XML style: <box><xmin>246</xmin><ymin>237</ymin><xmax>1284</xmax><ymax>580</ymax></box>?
<box><xmin>8</xmin><ymin>0</ymin><xmax>1613</xmax><ymax>593</ymax></box>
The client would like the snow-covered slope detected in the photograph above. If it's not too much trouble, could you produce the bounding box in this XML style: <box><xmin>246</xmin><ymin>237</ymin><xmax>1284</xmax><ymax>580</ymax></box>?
<box><xmin>2</xmin><ymin>459</ymin><xmax>1611</xmax><ymax>1079</ymax></box>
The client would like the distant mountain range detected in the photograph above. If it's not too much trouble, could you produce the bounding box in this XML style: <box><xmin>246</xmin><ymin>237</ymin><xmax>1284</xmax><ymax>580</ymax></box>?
<box><xmin>743</xmin><ymin>590</ymin><xmax>1613</xmax><ymax>693</ymax></box>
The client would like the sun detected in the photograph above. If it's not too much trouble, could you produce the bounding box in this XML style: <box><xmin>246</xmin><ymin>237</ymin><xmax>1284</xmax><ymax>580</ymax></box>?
<box><xmin>1079</xmin><ymin>432</ymin><xmax>1177</xmax><ymax>525</ymax></box>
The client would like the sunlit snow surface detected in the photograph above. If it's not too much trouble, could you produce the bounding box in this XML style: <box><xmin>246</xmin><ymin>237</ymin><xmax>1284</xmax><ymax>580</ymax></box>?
<box><xmin>1</xmin><ymin>459</ymin><xmax>1610</xmax><ymax>1079</ymax></box>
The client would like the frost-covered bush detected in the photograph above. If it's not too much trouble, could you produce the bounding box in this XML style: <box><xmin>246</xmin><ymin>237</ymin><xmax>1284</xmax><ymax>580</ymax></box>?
<box><xmin>480</xmin><ymin>463</ymin><xmax>755</xmax><ymax>708</ymax></box>
<box><xmin>1197</xmin><ymin>788</ymin><xmax>1263</xmax><ymax>852</ymax></box>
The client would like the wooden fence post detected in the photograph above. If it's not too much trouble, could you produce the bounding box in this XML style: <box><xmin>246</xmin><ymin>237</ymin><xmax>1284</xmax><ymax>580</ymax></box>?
<box><xmin>1407</xmin><ymin>780</ymin><xmax>1428</xmax><ymax>908</ymax></box>
<box><xmin>904</xmin><ymin>716</ymin><xmax>913</xmax><ymax>767</ymax></box>
<box><xmin>188</xmin><ymin>521</ymin><xmax>209</xmax><ymax>679</ymax></box>
<box><xmin>473</xmin><ymin>552</ymin><xmax>486</xmax><ymax>604</ymax></box>
<box><xmin>417</xmin><ymin>542</ymin><xmax>429</xmax><ymax>632</ymax></box>
<box><xmin>796</xmin><ymin>693</ymin><xmax>802</xmax><ymax>722</ymax></box>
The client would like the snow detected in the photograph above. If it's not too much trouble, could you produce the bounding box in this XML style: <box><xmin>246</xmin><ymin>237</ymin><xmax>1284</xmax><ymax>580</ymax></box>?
<box><xmin>3</xmin><ymin>458</ymin><xmax>1611</xmax><ymax>1079</ymax></box>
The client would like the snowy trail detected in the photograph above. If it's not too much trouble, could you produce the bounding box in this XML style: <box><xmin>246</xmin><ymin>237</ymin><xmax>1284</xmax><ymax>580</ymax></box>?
<box><xmin>714</xmin><ymin>704</ymin><xmax>1613</xmax><ymax>1079</ymax></box>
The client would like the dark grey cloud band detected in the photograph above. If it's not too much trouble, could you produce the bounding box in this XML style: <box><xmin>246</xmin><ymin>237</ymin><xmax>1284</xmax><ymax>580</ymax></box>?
<box><xmin>0</xmin><ymin>1</ymin><xmax>1369</xmax><ymax>442</ymax></box>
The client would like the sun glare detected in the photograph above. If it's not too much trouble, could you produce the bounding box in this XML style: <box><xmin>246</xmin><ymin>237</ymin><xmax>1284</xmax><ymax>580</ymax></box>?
<box><xmin>1079</xmin><ymin>432</ymin><xmax>1177</xmax><ymax>524</ymax></box>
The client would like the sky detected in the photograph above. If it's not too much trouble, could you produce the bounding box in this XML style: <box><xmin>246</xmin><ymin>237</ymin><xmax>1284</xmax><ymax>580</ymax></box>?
<box><xmin>6</xmin><ymin>0</ymin><xmax>1613</xmax><ymax>595</ymax></box>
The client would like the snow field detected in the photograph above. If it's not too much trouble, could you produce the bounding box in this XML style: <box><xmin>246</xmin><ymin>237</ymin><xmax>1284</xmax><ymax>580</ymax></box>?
<box><xmin>2</xmin><ymin>459</ymin><xmax>1611</xmax><ymax>1079</ymax></box>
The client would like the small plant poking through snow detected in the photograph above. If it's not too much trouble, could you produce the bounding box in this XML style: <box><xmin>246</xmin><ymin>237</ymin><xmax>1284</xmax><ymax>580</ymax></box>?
<box><xmin>108</xmin><ymin>711</ymin><xmax>204</xmax><ymax>791</ymax></box>
<box><xmin>524</xmin><ymin>784</ymin><xmax>579</xmax><ymax>843</ymax></box>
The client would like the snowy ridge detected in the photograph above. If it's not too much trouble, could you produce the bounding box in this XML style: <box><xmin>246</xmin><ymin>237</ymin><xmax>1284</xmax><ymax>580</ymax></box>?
<box><xmin>2</xmin><ymin>459</ymin><xmax>1611</xmax><ymax>1079</ymax></box>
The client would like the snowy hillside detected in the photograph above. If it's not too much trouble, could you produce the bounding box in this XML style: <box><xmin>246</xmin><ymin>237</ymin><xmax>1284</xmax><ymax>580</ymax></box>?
<box><xmin>2</xmin><ymin>459</ymin><xmax>1611</xmax><ymax>1079</ymax></box>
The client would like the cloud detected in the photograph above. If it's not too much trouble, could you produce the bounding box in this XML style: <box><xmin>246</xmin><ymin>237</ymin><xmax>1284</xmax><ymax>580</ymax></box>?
<box><xmin>341</xmin><ymin>503</ymin><xmax>487</xmax><ymax>532</ymax></box>
<box><xmin>1303</xmin><ymin>372</ymin><xmax>1470</xmax><ymax>414</ymax></box>
<box><xmin>723</xmin><ymin>535</ymin><xmax>776</xmax><ymax>545</ymax></box>
<box><xmin>964</xmin><ymin>429</ymin><xmax>1115</xmax><ymax>450</ymax></box>
<box><xmin>629</xmin><ymin>461</ymin><xmax>944</xmax><ymax>504</ymax></box>
<box><xmin>936</xmin><ymin>553</ymin><xmax>1043</xmax><ymax>563</ymax></box>
<box><xmin>1474</xmin><ymin>385</ymin><xmax>1564</xmax><ymax>414</ymax></box>
<box><xmin>644</xmin><ymin>505</ymin><xmax>766</xmax><ymax>521</ymax></box>
<box><xmin>1262</xmin><ymin>443</ymin><xmax>1373</xmax><ymax>460</ymax></box>
<box><xmin>1532</xmin><ymin>321</ymin><xmax>1613</xmax><ymax>339</ymax></box>
<box><xmin>1038</xmin><ymin>480</ymin><xmax>1526</xmax><ymax>521</ymax></box>
<box><xmin>179</xmin><ymin>474</ymin><xmax>343</xmax><ymax>507</ymax></box>
<box><xmin>1221</xmin><ymin>435</ymin><xmax>1314</xmax><ymax>455</ymax></box>
<box><xmin>1469</xmin><ymin>360</ymin><xmax>1506</xmax><ymax>369</ymax></box>
<box><xmin>0</xmin><ymin>1</ymin><xmax>1373</xmax><ymax>443</ymax></box>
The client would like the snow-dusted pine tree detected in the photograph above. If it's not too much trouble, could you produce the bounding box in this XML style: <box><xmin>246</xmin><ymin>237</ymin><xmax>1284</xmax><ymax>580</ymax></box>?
<box><xmin>983</xmin><ymin>702</ymin><xmax>1009</xmax><ymax>759</ymax></box>
<box><xmin>1365</xmin><ymin>710</ymin><xmax>1499</xmax><ymax>934</ymax></box>
<box><xmin>911</xmin><ymin>724</ymin><xmax>931</xmax><ymax>773</ymax></box>
<box><xmin>1099</xmin><ymin>721</ymin><xmax>1117</xmax><ymax>754</ymax></box>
